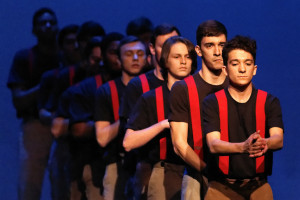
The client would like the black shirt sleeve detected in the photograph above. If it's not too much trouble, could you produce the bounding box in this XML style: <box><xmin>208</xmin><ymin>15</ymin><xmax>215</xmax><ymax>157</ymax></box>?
<box><xmin>168</xmin><ymin>80</ymin><xmax>189</xmax><ymax>123</ymax></box>
<box><xmin>201</xmin><ymin>94</ymin><xmax>221</xmax><ymax>135</ymax></box>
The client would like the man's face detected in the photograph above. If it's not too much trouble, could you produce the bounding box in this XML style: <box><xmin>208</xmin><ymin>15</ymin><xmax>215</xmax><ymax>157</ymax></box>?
<box><xmin>196</xmin><ymin>34</ymin><xmax>226</xmax><ymax>71</ymax></box>
<box><xmin>62</xmin><ymin>33</ymin><xmax>81</xmax><ymax>64</ymax></box>
<box><xmin>33</xmin><ymin>12</ymin><xmax>58</xmax><ymax>41</ymax></box>
<box><xmin>224</xmin><ymin>49</ymin><xmax>257</xmax><ymax>88</ymax></box>
<box><xmin>150</xmin><ymin>30</ymin><xmax>179</xmax><ymax>65</ymax></box>
<box><xmin>105</xmin><ymin>41</ymin><xmax>121</xmax><ymax>72</ymax></box>
<box><xmin>89</xmin><ymin>46</ymin><xmax>102</xmax><ymax>67</ymax></box>
<box><xmin>167</xmin><ymin>42</ymin><xmax>192</xmax><ymax>80</ymax></box>
<box><xmin>120</xmin><ymin>41</ymin><xmax>146</xmax><ymax>76</ymax></box>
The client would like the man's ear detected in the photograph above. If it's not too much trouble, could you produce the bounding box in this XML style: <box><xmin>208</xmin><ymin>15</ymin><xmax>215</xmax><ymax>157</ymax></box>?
<box><xmin>195</xmin><ymin>45</ymin><xmax>202</xmax><ymax>57</ymax></box>
<box><xmin>253</xmin><ymin>65</ymin><xmax>257</xmax><ymax>76</ymax></box>
<box><xmin>149</xmin><ymin>43</ymin><xmax>155</xmax><ymax>56</ymax></box>
<box><xmin>222</xmin><ymin>65</ymin><xmax>228</xmax><ymax>76</ymax></box>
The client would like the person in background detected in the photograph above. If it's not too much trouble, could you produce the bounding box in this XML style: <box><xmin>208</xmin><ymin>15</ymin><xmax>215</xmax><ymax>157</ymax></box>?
<box><xmin>7</xmin><ymin>7</ymin><xmax>60</xmax><ymax>200</ymax></box>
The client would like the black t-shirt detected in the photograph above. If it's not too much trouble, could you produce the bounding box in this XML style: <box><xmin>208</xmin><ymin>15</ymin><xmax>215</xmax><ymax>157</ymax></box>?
<box><xmin>7</xmin><ymin>46</ymin><xmax>60</xmax><ymax>118</ymax></box>
<box><xmin>201</xmin><ymin>87</ymin><xmax>284</xmax><ymax>180</ymax></box>
<box><xmin>94</xmin><ymin>77</ymin><xmax>126</xmax><ymax>164</ymax></box>
<box><xmin>119</xmin><ymin>69</ymin><xmax>164</xmax><ymax>120</ymax></box>
<box><xmin>38</xmin><ymin>68</ymin><xmax>60</xmax><ymax>111</ymax></box>
<box><xmin>169</xmin><ymin>73</ymin><xmax>229</xmax><ymax>154</ymax></box>
<box><xmin>69</xmin><ymin>74</ymin><xmax>104</xmax><ymax>124</ymax></box>
<box><xmin>169</xmin><ymin>72</ymin><xmax>229</xmax><ymax>178</ymax></box>
<box><xmin>55</xmin><ymin>85</ymin><xmax>77</xmax><ymax>118</ymax></box>
<box><xmin>127</xmin><ymin>82</ymin><xmax>184</xmax><ymax>165</ymax></box>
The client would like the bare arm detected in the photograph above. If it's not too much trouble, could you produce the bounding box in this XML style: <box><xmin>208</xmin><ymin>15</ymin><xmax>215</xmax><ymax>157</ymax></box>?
<box><xmin>206</xmin><ymin>131</ymin><xmax>267</xmax><ymax>156</ymax></box>
<box><xmin>71</xmin><ymin>121</ymin><xmax>95</xmax><ymax>138</ymax></box>
<box><xmin>51</xmin><ymin>117</ymin><xmax>69</xmax><ymax>138</ymax></box>
<box><xmin>95</xmin><ymin>120</ymin><xmax>120</xmax><ymax>147</ymax></box>
<box><xmin>123</xmin><ymin>119</ymin><xmax>169</xmax><ymax>152</ymax></box>
<box><xmin>170</xmin><ymin>121</ymin><xmax>206</xmax><ymax>171</ymax></box>
<box><xmin>11</xmin><ymin>85</ymin><xmax>40</xmax><ymax>111</ymax></box>
<box><xmin>251</xmin><ymin>127</ymin><xmax>284</xmax><ymax>157</ymax></box>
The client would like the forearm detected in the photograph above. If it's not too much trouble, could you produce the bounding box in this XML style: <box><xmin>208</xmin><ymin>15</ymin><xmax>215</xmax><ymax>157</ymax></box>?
<box><xmin>71</xmin><ymin>121</ymin><xmax>95</xmax><ymax>138</ymax></box>
<box><xmin>173</xmin><ymin>141</ymin><xmax>206</xmax><ymax>171</ymax></box>
<box><xmin>12</xmin><ymin>85</ymin><xmax>40</xmax><ymax>110</ymax></box>
<box><xmin>123</xmin><ymin>121</ymin><xmax>167</xmax><ymax>152</ymax></box>
<box><xmin>266</xmin><ymin>131</ymin><xmax>283</xmax><ymax>150</ymax></box>
<box><xmin>96</xmin><ymin>120</ymin><xmax>120</xmax><ymax>147</ymax></box>
<box><xmin>209</xmin><ymin>139</ymin><xmax>244</xmax><ymax>154</ymax></box>
<box><xmin>51</xmin><ymin>117</ymin><xmax>69</xmax><ymax>138</ymax></box>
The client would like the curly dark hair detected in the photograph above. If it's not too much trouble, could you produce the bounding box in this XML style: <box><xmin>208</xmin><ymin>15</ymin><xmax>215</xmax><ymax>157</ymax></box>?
<box><xmin>222</xmin><ymin>35</ymin><xmax>257</xmax><ymax>66</ymax></box>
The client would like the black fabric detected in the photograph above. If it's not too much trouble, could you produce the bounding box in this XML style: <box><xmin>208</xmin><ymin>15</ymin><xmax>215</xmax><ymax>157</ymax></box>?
<box><xmin>94</xmin><ymin>77</ymin><xmax>126</xmax><ymax>164</ymax></box>
<box><xmin>168</xmin><ymin>72</ymin><xmax>229</xmax><ymax>178</ymax></box>
<box><xmin>38</xmin><ymin>68</ymin><xmax>60</xmax><ymax>111</ymax></box>
<box><xmin>7</xmin><ymin>46</ymin><xmax>60</xmax><ymax>118</ymax></box>
<box><xmin>127</xmin><ymin>82</ymin><xmax>184</xmax><ymax>165</ymax></box>
<box><xmin>119</xmin><ymin>69</ymin><xmax>164</xmax><ymax>120</ymax></box>
<box><xmin>201</xmin><ymin>87</ymin><xmax>284</xmax><ymax>180</ymax></box>
<box><xmin>69</xmin><ymin>74</ymin><xmax>104</xmax><ymax>124</ymax></box>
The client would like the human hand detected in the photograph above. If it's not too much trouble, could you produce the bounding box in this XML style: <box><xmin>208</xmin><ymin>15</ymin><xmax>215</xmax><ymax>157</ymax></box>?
<box><xmin>160</xmin><ymin>119</ymin><xmax>170</xmax><ymax>129</ymax></box>
<box><xmin>243</xmin><ymin>131</ymin><xmax>266</xmax><ymax>157</ymax></box>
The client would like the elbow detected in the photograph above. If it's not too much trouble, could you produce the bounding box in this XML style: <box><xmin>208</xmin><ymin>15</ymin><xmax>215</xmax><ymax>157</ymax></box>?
<box><xmin>97</xmin><ymin>136</ymin><xmax>108</xmax><ymax>148</ymax></box>
<box><xmin>172</xmin><ymin>140</ymin><xmax>183</xmax><ymax>156</ymax></box>
<box><xmin>208</xmin><ymin>143</ymin><xmax>218</xmax><ymax>154</ymax></box>
<box><xmin>122</xmin><ymin>139</ymin><xmax>132</xmax><ymax>152</ymax></box>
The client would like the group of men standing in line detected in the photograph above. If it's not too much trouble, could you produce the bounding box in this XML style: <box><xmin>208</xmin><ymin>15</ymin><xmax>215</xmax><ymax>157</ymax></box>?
<box><xmin>7</xmin><ymin>7</ymin><xmax>284</xmax><ymax>200</ymax></box>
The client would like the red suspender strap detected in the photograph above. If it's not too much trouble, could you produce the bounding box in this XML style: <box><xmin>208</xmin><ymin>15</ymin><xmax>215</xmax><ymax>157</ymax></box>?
<box><xmin>155</xmin><ymin>86</ymin><xmax>166</xmax><ymax>160</ymax></box>
<box><xmin>256</xmin><ymin>90</ymin><xmax>267</xmax><ymax>173</ymax></box>
<box><xmin>215</xmin><ymin>89</ymin><xmax>229</xmax><ymax>175</ymax></box>
<box><xmin>139</xmin><ymin>74</ymin><xmax>150</xmax><ymax>93</ymax></box>
<box><xmin>95</xmin><ymin>74</ymin><xmax>103</xmax><ymax>89</ymax></box>
<box><xmin>184</xmin><ymin>76</ymin><xmax>203</xmax><ymax>159</ymax></box>
<box><xmin>69</xmin><ymin>65</ymin><xmax>75</xmax><ymax>86</ymax></box>
<box><xmin>108</xmin><ymin>80</ymin><xmax>119</xmax><ymax>121</ymax></box>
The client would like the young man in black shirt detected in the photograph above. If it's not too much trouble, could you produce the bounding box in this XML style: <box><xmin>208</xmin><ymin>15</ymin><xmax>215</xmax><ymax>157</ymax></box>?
<box><xmin>94</xmin><ymin>36</ymin><xmax>147</xmax><ymax>199</ymax></box>
<box><xmin>123</xmin><ymin>36</ymin><xmax>197</xmax><ymax>200</ymax></box>
<box><xmin>202</xmin><ymin>35</ymin><xmax>284</xmax><ymax>200</ymax></box>
<box><xmin>7</xmin><ymin>8</ymin><xmax>60</xmax><ymax>200</ymax></box>
<box><xmin>119</xmin><ymin>24</ymin><xmax>180</xmax><ymax>199</ymax></box>
<box><xmin>169</xmin><ymin>20</ymin><xmax>228</xmax><ymax>200</ymax></box>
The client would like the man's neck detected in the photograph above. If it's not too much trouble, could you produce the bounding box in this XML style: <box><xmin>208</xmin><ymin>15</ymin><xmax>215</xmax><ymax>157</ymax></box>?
<box><xmin>121</xmin><ymin>71</ymin><xmax>134</xmax><ymax>86</ymax></box>
<box><xmin>199</xmin><ymin>65</ymin><xmax>226</xmax><ymax>86</ymax></box>
<box><xmin>153</xmin><ymin>64</ymin><xmax>164</xmax><ymax>81</ymax></box>
<box><xmin>228</xmin><ymin>83</ymin><xmax>253</xmax><ymax>103</ymax></box>
<box><xmin>37</xmin><ymin>40</ymin><xmax>58</xmax><ymax>55</ymax></box>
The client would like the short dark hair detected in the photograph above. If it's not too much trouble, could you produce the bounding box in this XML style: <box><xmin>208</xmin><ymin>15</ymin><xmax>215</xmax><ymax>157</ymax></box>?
<box><xmin>150</xmin><ymin>24</ymin><xmax>181</xmax><ymax>46</ymax></box>
<box><xmin>77</xmin><ymin>21</ymin><xmax>106</xmax><ymax>42</ymax></box>
<box><xmin>126</xmin><ymin>17</ymin><xmax>154</xmax><ymax>36</ymax></box>
<box><xmin>101</xmin><ymin>32</ymin><xmax>124</xmax><ymax>54</ymax></box>
<box><xmin>58</xmin><ymin>24</ymin><xmax>79</xmax><ymax>47</ymax></box>
<box><xmin>196</xmin><ymin>20</ymin><xmax>227</xmax><ymax>45</ymax></box>
<box><xmin>117</xmin><ymin>35</ymin><xmax>145</xmax><ymax>58</ymax></box>
<box><xmin>160</xmin><ymin>36</ymin><xmax>197</xmax><ymax>80</ymax></box>
<box><xmin>83</xmin><ymin>37</ymin><xmax>102</xmax><ymax>60</ymax></box>
<box><xmin>32</xmin><ymin>7</ymin><xmax>57</xmax><ymax>27</ymax></box>
<box><xmin>222</xmin><ymin>35</ymin><xmax>257</xmax><ymax>66</ymax></box>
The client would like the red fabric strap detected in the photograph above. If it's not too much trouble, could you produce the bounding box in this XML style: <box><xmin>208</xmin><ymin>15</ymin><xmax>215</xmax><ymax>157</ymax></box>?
<box><xmin>95</xmin><ymin>74</ymin><xmax>103</xmax><ymax>89</ymax></box>
<box><xmin>139</xmin><ymin>74</ymin><xmax>150</xmax><ymax>93</ymax></box>
<box><xmin>255</xmin><ymin>90</ymin><xmax>267</xmax><ymax>173</ymax></box>
<box><xmin>69</xmin><ymin>65</ymin><xmax>75</xmax><ymax>86</ymax></box>
<box><xmin>155</xmin><ymin>86</ymin><xmax>166</xmax><ymax>160</ymax></box>
<box><xmin>215</xmin><ymin>89</ymin><xmax>229</xmax><ymax>175</ymax></box>
<box><xmin>108</xmin><ymin>80</ymin><xmax>119</xmax><ymax>121</ymax></box>
<box><xmin>184</xmin><ymin>76</ymin><xmax>203</xmax><ymax>159</ymax></box>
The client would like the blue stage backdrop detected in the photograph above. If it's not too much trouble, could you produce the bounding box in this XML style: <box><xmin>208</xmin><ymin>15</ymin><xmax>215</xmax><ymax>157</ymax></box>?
<box><xmin>0</xmin><ymin>0</ymin><xmax>299</xmax><ymax>199</ymax></box>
